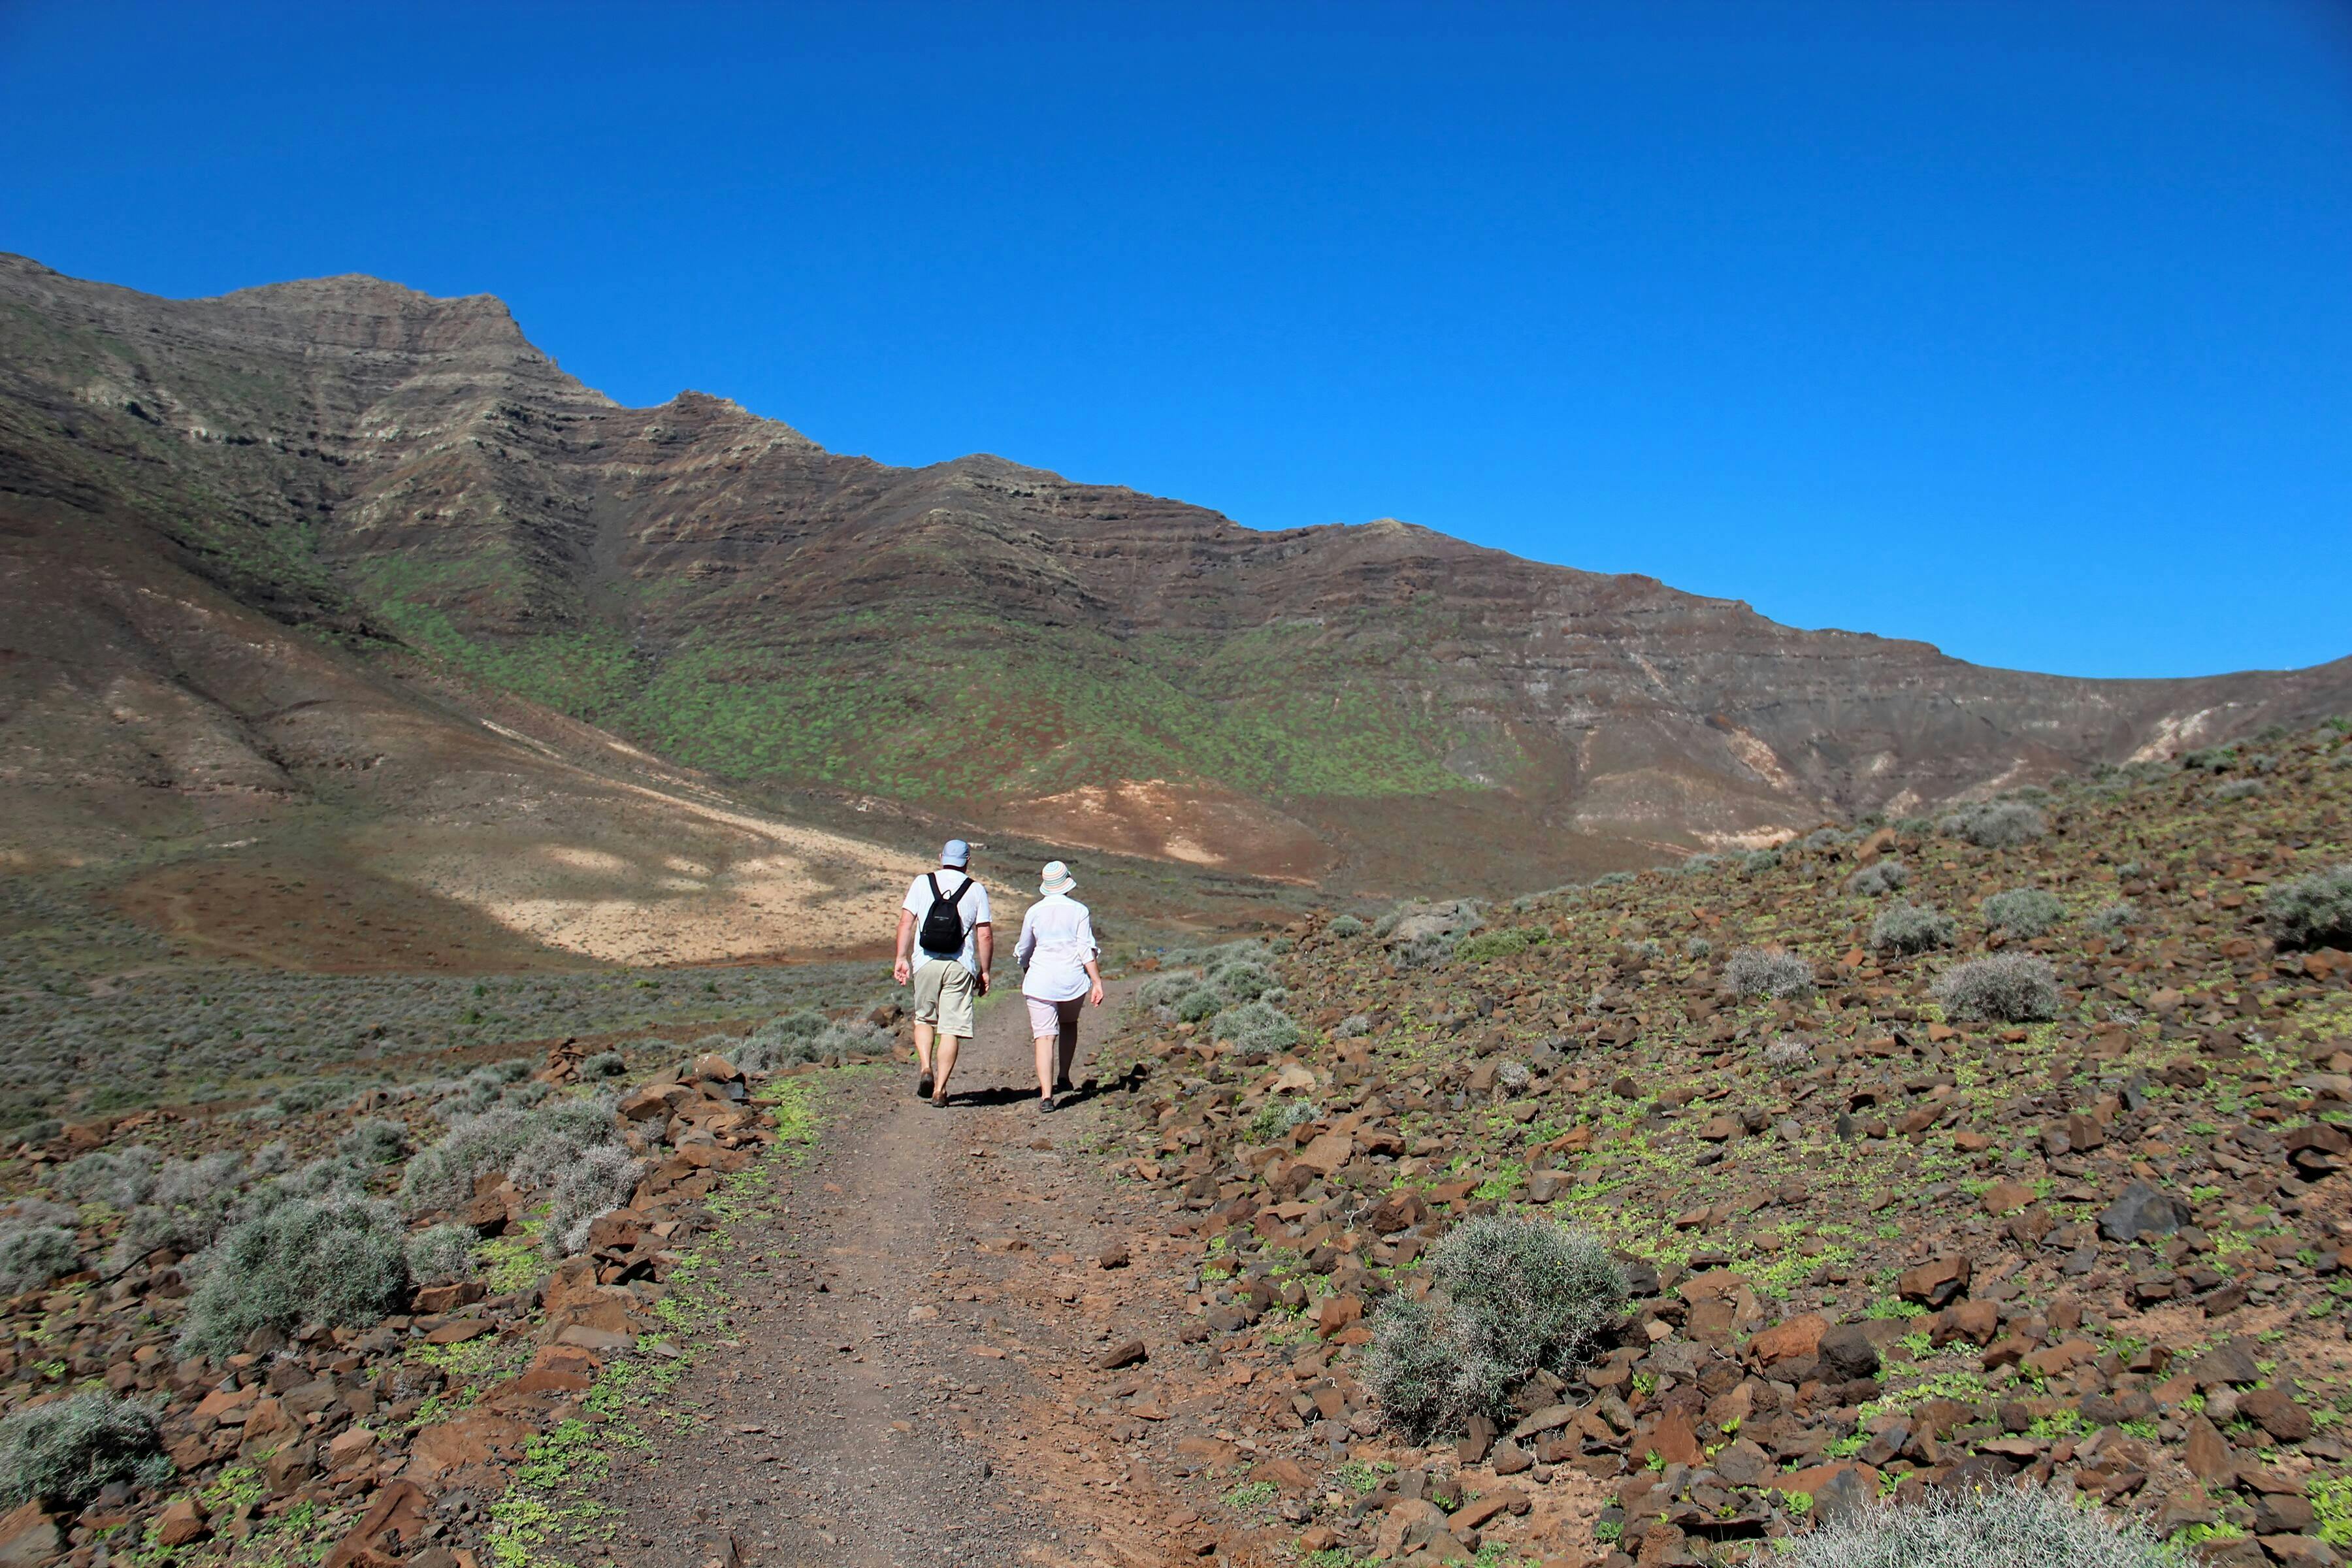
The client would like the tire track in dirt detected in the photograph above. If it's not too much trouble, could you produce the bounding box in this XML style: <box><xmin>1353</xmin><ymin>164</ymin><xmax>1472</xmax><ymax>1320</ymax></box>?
<box><xmin>589</xmin><ymin>977</ymin><xmax>1245</xmax><ymax>1568</ymax></box>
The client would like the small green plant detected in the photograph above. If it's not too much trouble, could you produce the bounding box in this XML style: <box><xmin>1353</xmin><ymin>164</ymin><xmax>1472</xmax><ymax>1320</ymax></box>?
<box><xmin>1224</xmin><ymin>1478</ymin><xmax>1278</xmax><ymax>1511</ymax></box>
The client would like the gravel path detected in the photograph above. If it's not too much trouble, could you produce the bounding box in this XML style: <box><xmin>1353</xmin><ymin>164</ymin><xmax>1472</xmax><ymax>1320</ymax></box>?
<box><xmin>588</xmin><ymin>977</ymin><xmax>1208</xmax><ymax>1568</ymax></box>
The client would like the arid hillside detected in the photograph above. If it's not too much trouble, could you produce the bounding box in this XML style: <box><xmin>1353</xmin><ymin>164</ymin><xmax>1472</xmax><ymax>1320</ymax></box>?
<box><xmin>5</xmin><ymin>253</ymin><xmax>2347</xmax><ymax>904</ymax></box>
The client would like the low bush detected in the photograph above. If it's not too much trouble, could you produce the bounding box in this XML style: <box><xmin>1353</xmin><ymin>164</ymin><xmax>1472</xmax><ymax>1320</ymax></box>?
<box><xmin>1137</xmin><ymin>971</ymin><xmax>1201</xmax><ymax>1011</ymax></box>
<box><xmin>54</xmin><ymin>1146</ymin><xmax>164</xmax><ymax>1210</ymax></box>
<box><xmin>404</xmin><ymin>1223</ymin><xmax>479</xmax><ymax>1286</ymax></box>
<box><xmin>544</xmin><ymin>1144</ymin><xmax>644</xmax><ymax>1256</ymax></box>
<box><xmin>1208</xmin><ymin>1001</ymin><xmax>1302</xmax><ymax>1059</ymax></box>
<box><xmin>1932</xmin><ymin>954</ymin><xmax>2062</xmax><ymax>1022</ymax></box>
<box><xmin>0</xmin><ymin>1392</ymin><xmax>172</xmax><ymax>1509</ymax></box>
<box><xmin>1456</xmin><ymin>928</ymin><xmax>1534</xmax><ymax>964</ymax></box>
<box><xmin>178</xmin><ymin>1198</ymin><xmax>410</xmax><ymax>1360</ymax></box>
<box><xmin>1248</xmin><ymin>1098</ymin><xmax>1318</xmax><ymax>1144</ymax></box>
<box><xmin>1772</xmin><ymin>1482</ymin><xmax>2169</xmax><ymax>1568</ymax></box>
<box><xmin>1684</xmin><ymin>936</ymin><xmax>1714</xmax><ymax>959</ymax></box>
<box><xmin>1389</xmin><ymin>935</ymin><xmax>1456</xmax><ymax>970</ymax></box>
<box><xmin>339</xmin><ymin>1117</ymin><xmax>410</xmax><ymax>1166</ymax></box>
<box><xmin>1980</xmin><ymin>887</ymin><xmax>2066</xmax><ymax>938</ymax></box>
<box><xmin>1845</xmin><ymin>860</ymin><xmax>1908</xmax><ymax>897</ymax></box>
<box><xmin>1763</xmin><ymin>1037</ymin><xmax>1816</xmax><ymax>1071</ymax></box>
<box><xmin>1622</xmin><ymin>939</ymin><xmax>1663</xmax><ymax>964</ymax></box>
<box><xmin>1741</xmin><ymin>849</ymin><xmax>1782</xmax><ymax>874</ymax></box>
<box><xmin>1869</xmin><ymin>902</ymin><xmax>1955</xmax><ymax>956</ymax></box>
<box><xmin>580</xmin><ymin>1051</ymin><xmax>628</xmax><ymax>1081</ymax></box>
<box><xmin>0</xmin><ymin>1224</ymin><xmax>78</xmax><ymax>1295</ymax></box>
<box><xmin>2268</xmin><ymin>864</ymin><xmax>2352</xmax><ymax>949</ymax></box>
<box><xmin>1938</xmin><ymin>800</ymin><xmax>2046</xmax><ymax>847</ymax></box>
<box><xmin>1211</xmin><ymin>960</ymin><xmax>1279</xmax><ymax>1002</ymax></box>
<box><xmin>399</xmin><ymin>1107</ymin><xmax>532</xmax><ymax>1215</ymax></box>
<box><xmin>1724</xmin><ymin>947</ymin><xmax>1815</xmax><ymax>1000</ymax></box>
<box><xmin>1366</xmin><ymin>1215</ymin><xmax>1626</xmax><ymax>1440</ymax></box>
<box><xmin>2087</xmin><ymin>900</ymin><xmax>2138</xmax><ymax>934</ymax></box>
<box><xmin>2215</xmin><ymin>778</ymin><xmax>2266</xmax><ymax>800</ymax></box>
<box><xmin>1174</xmin><ymin>985</ymin><xmax>1225</xmax><ymax>1023</ymax></box>
<box><xmin>2179</xmin><ymin>745</ymin><xmax>2237</xmax><ymax>772</ymax></box>
<box><xmin>1325</xmin><ymin>914</ymin><xmax>1366</xmax><ymax>939</ymax></box>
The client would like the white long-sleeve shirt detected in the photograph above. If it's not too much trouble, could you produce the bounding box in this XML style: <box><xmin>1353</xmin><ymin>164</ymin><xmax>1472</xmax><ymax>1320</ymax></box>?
<box><xmin>1015</xmin><ymin>894</ymin><xmax>1098</xmax><ymax>1002</ymax></box>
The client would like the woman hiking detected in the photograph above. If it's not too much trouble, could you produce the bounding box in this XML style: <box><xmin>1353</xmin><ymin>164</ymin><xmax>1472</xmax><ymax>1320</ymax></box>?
<box><xmin>1012</xmin><ymin>860</ymin><xmax>1104</xmax><ymax>1113</ymax></box>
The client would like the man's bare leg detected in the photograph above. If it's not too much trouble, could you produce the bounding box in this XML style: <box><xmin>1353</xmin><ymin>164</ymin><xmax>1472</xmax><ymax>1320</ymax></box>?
<box><xmin>912</xmin><ymin>1021</ymin><xmax>936</xmax><ymax>1081</ymax></box>
<box><xmin>933</xmin><ymin>1034</ymin><xmax>964</xmax><ymax>1102</ymax></box>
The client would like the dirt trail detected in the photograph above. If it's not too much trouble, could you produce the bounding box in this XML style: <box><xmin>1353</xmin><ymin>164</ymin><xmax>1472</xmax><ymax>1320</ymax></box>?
<box><xmin>592</xmin><ymin>977</ymin><xmax>1233</xmax><ymax>1568</ymax></box>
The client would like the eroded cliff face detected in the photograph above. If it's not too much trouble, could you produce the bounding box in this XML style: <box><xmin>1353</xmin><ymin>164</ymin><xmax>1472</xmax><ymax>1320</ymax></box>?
<box><xmin>3</xmin><ymin>252</ymin><xmax>2344</xmax><ymax>894</ymax></box>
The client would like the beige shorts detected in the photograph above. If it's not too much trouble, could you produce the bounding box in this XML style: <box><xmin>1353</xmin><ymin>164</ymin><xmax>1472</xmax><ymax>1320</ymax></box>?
<box><xmin>911</xmin><ymin>958</ymin><xmax>977</xmax><ymax>1039</ymax></box>
<box><xmin>1025</xmin><ymin>994</ymin><xmax>1084</xmax><ymax>1038</ymax></box>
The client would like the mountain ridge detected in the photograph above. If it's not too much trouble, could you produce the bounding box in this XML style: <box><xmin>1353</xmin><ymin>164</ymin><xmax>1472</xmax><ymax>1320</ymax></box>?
<box><xmin>3</xmin><ymin>252</ymin><xmax>2347</xmax><ymax>909</ymax></box>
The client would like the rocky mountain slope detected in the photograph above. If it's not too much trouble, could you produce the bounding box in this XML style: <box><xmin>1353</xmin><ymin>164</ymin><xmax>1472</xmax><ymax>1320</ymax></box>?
<box><xmin>4</xmin><ymin>252</ymin><xmax>2348</xmax><ymax>900</ymax></box>
<box><xmin>1098</xmin><ymin>725</ymin><xmax>2352</xmax><ymax>1563</ymax></box>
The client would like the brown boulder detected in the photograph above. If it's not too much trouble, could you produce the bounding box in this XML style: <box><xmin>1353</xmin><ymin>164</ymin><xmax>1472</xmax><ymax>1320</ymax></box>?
<box><xmin>1745</xmin><ymin>1313</ymin><xmax>1826</xmax><ymax>1367</ymax></box>
<box><xmin>1896</xmin><ymin>1254</ymin><xmax>1970</xmax><ymax>1307</ymax></box>
<box><xmin>0</xmin><ymin>1501</ymin><xmax>61</xmax><ymax>1568</ymax></box>
<box><xmin>2238</xmin><ymin>1388</ymin><xmax>2315</xmax><ymax>1444</ymax></box>
<box><xmin>152</xmin><ymin>1495</ymin><xmax>208</xmax><ymax>1547</ymax></box>
<box><xmin>406</xmin><ymin>1409</ymin><xmax>532</xmax><ymax>1485</ymax></box>
<box><xmin>323</xmin><ymin>1482</ymin><xmax>429</xmax><ymax>1568</ymax></box>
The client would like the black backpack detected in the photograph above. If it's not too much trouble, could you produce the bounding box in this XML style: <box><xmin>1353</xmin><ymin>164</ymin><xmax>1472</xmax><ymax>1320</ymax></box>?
<box><xmin>918</xmin><ymin>872</ymin><xmax>973</xmax><ymax>958</ymax></box>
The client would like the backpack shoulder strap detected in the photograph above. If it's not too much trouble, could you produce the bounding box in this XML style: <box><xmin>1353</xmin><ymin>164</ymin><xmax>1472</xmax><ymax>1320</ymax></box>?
<box><xmin>947</xmin><ymin>875</ymin><xmax>973</xmax><ymax>906</ymax></box>
<box><xmin>927</xmin><ymin>872</ymin><xmax>943</xmax><ymax>901</ymax></box>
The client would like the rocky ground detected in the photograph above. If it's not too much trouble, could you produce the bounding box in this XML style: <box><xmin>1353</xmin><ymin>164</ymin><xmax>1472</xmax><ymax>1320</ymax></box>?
<box><xmin>1</xmin><ymin>725</ymin><xmax>2349</xmax><ymax>1568</ymax></box>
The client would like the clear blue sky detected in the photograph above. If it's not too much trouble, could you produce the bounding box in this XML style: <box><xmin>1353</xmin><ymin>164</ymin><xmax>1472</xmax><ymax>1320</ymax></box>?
<box><xmin>5</xmin><ymin>1</ymin><xmax>2348</xmax><ymax>679</ymax></box>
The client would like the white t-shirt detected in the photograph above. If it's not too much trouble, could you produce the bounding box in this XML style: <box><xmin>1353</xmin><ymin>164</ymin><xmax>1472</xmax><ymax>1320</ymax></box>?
<box><xmin>1015</xmin><ymin>893</ymin><xmax>1098</xmax><ymax>1002</ymax></box>
<box><xmin>903</xmin><ymin>870</ymin><xmax>990</xmax><ymax>975</ymax></box>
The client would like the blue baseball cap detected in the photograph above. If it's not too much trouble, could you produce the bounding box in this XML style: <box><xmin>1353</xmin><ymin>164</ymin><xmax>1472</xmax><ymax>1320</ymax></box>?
<box><xmin>941</xmin><ymin>840</ymin><xmax>970</xmax><ymax>868</ymax></box>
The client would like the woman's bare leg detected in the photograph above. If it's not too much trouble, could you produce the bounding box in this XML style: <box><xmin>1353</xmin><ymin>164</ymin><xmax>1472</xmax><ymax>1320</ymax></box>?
<box><xmin>1056</xmin><ymin>1003</ymin><xmax>1081</xmax><ymax>1088</ymax></box>
<box><xmin>1033</xmin><ymin>1033</ymin><xmax>1058</xmax><ymax>1098</ymax></box>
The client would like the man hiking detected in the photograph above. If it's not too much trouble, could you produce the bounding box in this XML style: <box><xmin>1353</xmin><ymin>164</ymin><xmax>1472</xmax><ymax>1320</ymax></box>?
<box><xmin>892</xmin><ymin>839</ymin><xmax>992</xmax><ymax>1108</ymax></box>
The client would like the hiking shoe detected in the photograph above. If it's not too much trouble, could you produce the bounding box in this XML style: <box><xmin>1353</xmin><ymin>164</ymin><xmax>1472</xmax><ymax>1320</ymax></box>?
<box><xmin>1038</xmin><ymin>1095</ymin><xmax>1057</xmax><ymax>1114</ymax></box>
<box><xmin>916</xmin><ymin>1071</ymin><xmax>934</xmax><ymax>1100</ymax></box>
<box><xmin>930</xmin><ymin>1094</ymin><xmax>950</xmax><ymax>1109</ymax></box>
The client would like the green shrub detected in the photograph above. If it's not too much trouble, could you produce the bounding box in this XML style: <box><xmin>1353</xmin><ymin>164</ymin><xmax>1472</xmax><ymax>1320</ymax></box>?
<box><xmin>2215</xmin><ymin>777</ymin><xmax>2266</xmax><ymax>800</ymax></box>
<box><xmin>1175</xmin><ymin>985</ymin><xmax>1225</xmax><ymax>1023</ymax></box>
<box><xmin>544</xmin><ymin>1145</ymin><xmax>644</xmax><ymax>1256</ymax></box>
<box><xmin>2087</xmin><ymin>900</ymin><xmax>2137</xmax><ymax>934</ymax></box>
<box><xmin>54</xmin><ymin>1146</ymin><xmax>164</xmax><ymax>1209</ymax></box>
<box><xmin>2179</xmin><ymin>745</ymin><xmax>2238</xmax><ymax>772</ymax></box>
<box><xmin>1366</xmin><ymin>1215</ymin><xmax>1627</xmax><ymax>1441</ymax></box>
<box><xmin>400</xmin><ymin>1108</ymin><xmax>532</xmax><ymax>1215</ymax></box>
<box><xmin>1931</xmin><ymin>954</ymin><xmax>2061</xmax><ymax>1022</ymax></box>
<box><xmin>0</xmin><ymin>1392</ymin><xmax>172</xmax><ymax>1509</ymax></box>
<box><xmin>0</xmin><ymin>1224</ymin><xmax>78</xmax><ymax>1295</ymax></box>
<box><xmin>1846</xmin><ymin>860</ymin><xmax>1908</xmax><ymax>897</ymax></box>
<box><xmin>1684</xmin><ymin>936</ymin><xmax>1714</xmax><ymax>959</ymax></box>
<box><xmin>1772</xmin><ymin>1483</ymin><xmax>2169</xmax><ymax>1568</ymax></box>
<box><xmin>580</xmin><ymin>1051</ymin><xmax>629</xmax><ymax>1080</ymax></box>
<box><xmin>1741</xmin><ymin>849</ymin><xmax>1782</xmax><ymax>874</ymax></box>
<box><xmin>178</xmin><ymin>1198</ymin><xmax>410</xmax><ymax>1360</ymax></box>
<box><xmin>1249</xmin><ymin>1098</ymin><xmax>1318</xmax><ymax>1144</ymax></box>
<box><xmin>1893</xmin><ymin>815</ymin><xmax>1935</xmax><ymax>835</ymax></box>
<box><xmin>1869</xmin><ymin>902</ymin><xmax>1954</xmax><ymax>956</ymax></box>
<box><xmin>1209</xmin><ymin>1001</ymin><xmax>1302</xmax><ymax>1059</ymax></box>
<box><xmin>1623</xmin><ymin>939</ymin><xmax>1663</xmax><ymax>964</ymax></box>
<box><xmin>1211</xmin><ymin>960</ymin><xmax>1279</xmax><ymax>1002</ymax></box>
<box><xmin>1980</xmin><ymin>887</ymin><xmax>2066</xmax><ymax>938</ymax></box>
<box><xmin>404</xmin><ymin>1223</ymin><xmax>480</xmax><ymax>1286</ymax></box>
<box><xmin>1390</xmin><ymin>935</ymin><xmax>1456</xmax><ymax>970</ymax></box>
<box><xmin>1138</xmin><ymin>971</ymin><xmax>1201</xmax><ymax>1011</ymax></box>
<box><xmin>339</xmin><ymin>1117</ymin><xmax>410</xmax><ymax>1166</ymax></box>
<box><xmin>2268</xmin><ymin>864</ymin><xmax>2352</xmax><ymax>949</ymax></box>
<box><xmin>1724</xmin><ymin>947</ymin><xmax>1815</xmax><ymax>1000</ymax></box>
<box><xmin>1326</xmin><ymin>915</ymin><xmax>1367</xmax><ymax>939</ymax></box>
<box><xmin>1938</xmin><ymin>801</ymin><xmax>2046</xmax><ymax>848</ymax></box>
<box><xmin>1456</xmin><ymin>928</ymin><xmax>1532</xmax><ymax>964</ymax></box>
